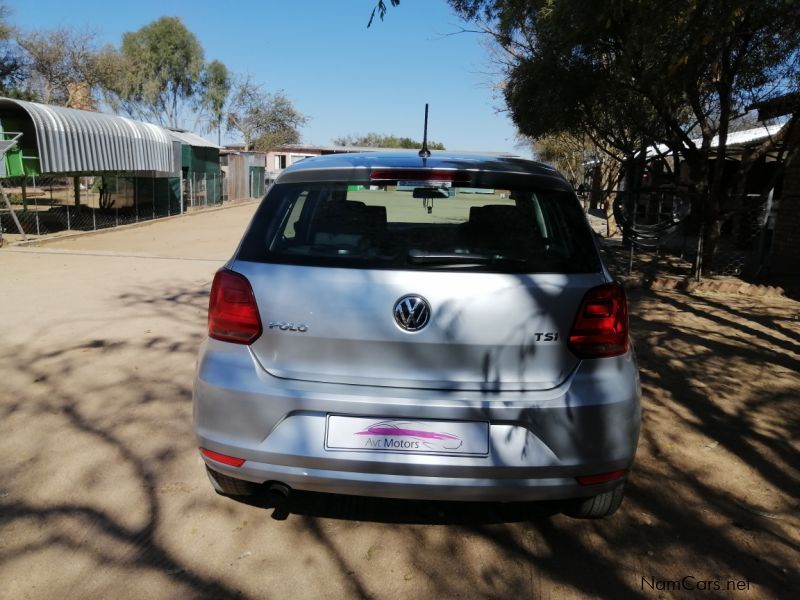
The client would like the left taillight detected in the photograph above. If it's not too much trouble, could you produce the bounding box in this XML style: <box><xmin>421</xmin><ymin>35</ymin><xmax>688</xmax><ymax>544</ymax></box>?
<box><xmin>208</xmin><ymin>269</ymin><xmax>262</xmax><ymax>345</ymax></box>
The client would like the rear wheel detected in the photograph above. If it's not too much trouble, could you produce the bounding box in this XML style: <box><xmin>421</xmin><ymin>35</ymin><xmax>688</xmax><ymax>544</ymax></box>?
<box><xmin>205</xmin><ymin>465</ymin><xmax>260</xmax><ymax>496</ymax></box>
<box><xmin>562</xmin><ymin>484</ymin><xmax>625</xmax><ymax>519</ymax></box>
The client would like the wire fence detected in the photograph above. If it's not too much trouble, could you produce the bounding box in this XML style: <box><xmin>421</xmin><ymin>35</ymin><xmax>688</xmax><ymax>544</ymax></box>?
<box><xmin>598</xmin><ymin>189</ymin><xmax>775</xmax><ymax>281</ymax></box>
<box><xmin>0</xmin><ymin>172</ymin><xmax>239</xmax><ymax>242</ymax></box>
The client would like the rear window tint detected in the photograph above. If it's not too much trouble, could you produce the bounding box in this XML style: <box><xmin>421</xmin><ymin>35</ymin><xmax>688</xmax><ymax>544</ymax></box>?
<box><xmin>237</xmin><ymin>181</ymin><xmax>600</xmax><ymax>273</ymax></box>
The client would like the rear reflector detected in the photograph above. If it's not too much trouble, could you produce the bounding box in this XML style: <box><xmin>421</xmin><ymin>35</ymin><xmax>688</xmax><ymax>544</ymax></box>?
<box><xmin>576</xmin><ymin>469</ymin><xmax>627</xmax><ymax>485</ymax></box>
<box><xmin>208</xmin><ymin>269</ymin><xmax>262</xmax><ymax>345</ymax></box>
<box><xmin>369</xmin><ymin>169</ymin><xmax>470</xmax><ymax>183</ymax></box>
<box><xmin>200</xmin><ymin>448</ymin><xmax>245</xmax><ymax>467</ymax></box>
<box><xmin>568</xmin><ymin>282</ymin><xmax>629</xmax><ymax>358</ymax></box>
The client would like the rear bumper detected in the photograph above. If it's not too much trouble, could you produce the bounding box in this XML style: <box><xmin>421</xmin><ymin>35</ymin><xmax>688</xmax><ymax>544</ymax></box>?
<box><xmin>194</xmin><ymin>339</ymin><xmax>641</xmax><ymax>502</ymax></box>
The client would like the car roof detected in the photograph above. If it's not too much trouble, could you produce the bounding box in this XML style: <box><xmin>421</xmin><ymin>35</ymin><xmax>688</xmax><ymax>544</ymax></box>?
<box><xmin>275</xmin><ymin>150</ymin><xmax>572</xmax><ymax>191</ymax></box>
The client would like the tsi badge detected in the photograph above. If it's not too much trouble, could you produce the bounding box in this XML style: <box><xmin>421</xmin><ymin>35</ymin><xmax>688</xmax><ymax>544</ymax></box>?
<box><xmin>533</xmin><ymin>332</ymin><xmax>559</xmax><ymax>342</ymax></box>
<box><xmin>268</xmin><ymin>321</ymin><xmax>308</xmax><ymax>333</ymax></box>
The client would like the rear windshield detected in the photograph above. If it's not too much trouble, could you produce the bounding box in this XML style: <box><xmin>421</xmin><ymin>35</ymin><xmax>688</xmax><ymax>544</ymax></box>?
<box><xmin>237</xmin><ymin>180</ymin><xmax>600</xmax><ymax>273</ymax></box>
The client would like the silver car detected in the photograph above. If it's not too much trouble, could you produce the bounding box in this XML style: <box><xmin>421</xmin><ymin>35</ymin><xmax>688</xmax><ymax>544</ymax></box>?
<box><xmin>193</xmin><ymin>151</ymin><xmax>640</xmax><ymax>518</ymax></box>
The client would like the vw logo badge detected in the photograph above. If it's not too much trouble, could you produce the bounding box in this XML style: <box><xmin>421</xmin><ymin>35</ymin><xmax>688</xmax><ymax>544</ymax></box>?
<box><xmin>393</xmin><ymin>295</ymin><xmax>431</xmax><ymax>332</ymax></box>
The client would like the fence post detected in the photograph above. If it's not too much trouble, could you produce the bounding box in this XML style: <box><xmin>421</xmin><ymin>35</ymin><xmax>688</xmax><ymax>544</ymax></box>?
<box><xmin>34</xmin><ymin>193</ymin><xmax>40</xmax><ymax>236</ymax></box>
<box><xmin>135</xmin><ymin>179</ymin><xmax>139</xmax><ymax>223</ymax></box>
<box><xmin>66</xmin><ymin>204</ymin><xmax>70</xmax><ymax>230</ymax></box>
<box><xmin>628</xmin><ymin>191</ymin><xmax>636</xmax><ymax>276</ymax></box>
<box><xmin>115</xmin><ymin>207</ymin><xmax>119</xmax><ymax>227</ymax></box>
<box><xmin>695</xmin><ymin>222</ymin><xmax>704</xmax><ymax>282</ymax></box>
<box><xmin>92</xmin><ymin>208</ymin><xmax>96</xmax><ymax>230</ymax></box>
<box><xmin>152</xmin><ymin>178</ymin><xmax>156</xmax><ymax>219</ymax></box>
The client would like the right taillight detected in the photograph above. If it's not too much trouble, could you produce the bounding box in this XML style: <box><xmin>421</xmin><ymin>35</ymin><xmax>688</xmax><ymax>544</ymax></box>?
<box><xmin>208</xmin><ymin>269</ymin><xmax>262</xmax><ymax>344</ymax></box>
<box><xmin>568</xmin><ymin>283</ymin><xmax>629</xmax><ymax>358</ymax></box>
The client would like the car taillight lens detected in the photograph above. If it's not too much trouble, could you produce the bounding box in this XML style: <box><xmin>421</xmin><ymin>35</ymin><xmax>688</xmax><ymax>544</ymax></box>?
<box><xmin>208</xmin><ymin>269</ymin><xmax>262</xmax><ymax>344</ymax></box>
<box><xmin>568</xmin><ymin>283</ymin><xmax>629</xmax><ymax>358</ymax></box>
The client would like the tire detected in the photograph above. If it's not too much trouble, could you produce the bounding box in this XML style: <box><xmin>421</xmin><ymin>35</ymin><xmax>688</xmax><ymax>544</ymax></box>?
<box><xmin>205</xmin><ymin>465</ymin><xmax>260</xmax><ymax>496</ymax></box>
<box><xmin>562</xmin><ymin>484</ymin><xmax>625</xmax><ymax>519</ymax></box>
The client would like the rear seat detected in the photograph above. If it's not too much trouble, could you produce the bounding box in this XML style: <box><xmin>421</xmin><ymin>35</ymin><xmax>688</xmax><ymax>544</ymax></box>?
<box><xmin>467</xmin><ymin>205</ymin><xmax>540</xmax><ymax>252</ymax></box>
<box><xmin>312</xmin><ymin>200</ymin><xmax>387</xmax><ymax>247</ymax></box>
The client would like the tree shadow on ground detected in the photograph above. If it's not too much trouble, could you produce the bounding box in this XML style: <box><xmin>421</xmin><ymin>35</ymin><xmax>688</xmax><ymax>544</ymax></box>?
<box><xmin>1</xmin><ymin>279</ymin><xmax>798</xmax><ymax>599</ymax></box>
<box><xmin>233</xmin><ymin>286</ymin><xmax>798</xmax><ymax>598</ymax></box>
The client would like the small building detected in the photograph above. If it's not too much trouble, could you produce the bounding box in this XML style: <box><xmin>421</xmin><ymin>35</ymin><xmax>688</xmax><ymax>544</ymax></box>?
<box><xmin>219</xmin><ymin>149</ymin><xmax>267</xmax><ymax>200</ymax></box>
<box><xmin>633</xmin><ymin>121</ymin><xmax>797</xmax><ymax>276</ymax></box>
<box><xmin>0</xmin><ymin>98</ymin><xmax>220</xmax><ymax>237</ymax></box>
<box><xmin>167</xmin><ymin>128</ymin><xmax>222</xmax><ymax>206</ymax></box>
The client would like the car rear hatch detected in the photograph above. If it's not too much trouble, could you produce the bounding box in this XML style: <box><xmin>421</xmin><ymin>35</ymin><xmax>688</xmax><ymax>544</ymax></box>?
<box><xmin>234</xmin><ymin>262</ymin><xmax>605</xmax><ymax>391</ymax></box>
<box><xmin>230</xmin><ymin>167</ymin><xmax>608</xmax><ymax>392</ymax></box>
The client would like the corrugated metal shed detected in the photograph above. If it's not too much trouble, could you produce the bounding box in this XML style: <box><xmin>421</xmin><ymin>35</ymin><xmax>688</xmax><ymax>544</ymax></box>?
<box><xmin>646</xmin><ymin>123</ymin><xmax>786</xmax><ymax>159</ymax></box>
<box><xmin>0</xmin><ymin>98</ymin><xmax>175</xmax><ymax>174</ymax></box>
<box><xmin>166</xmin><ymin>128</ymin><xmax>220</xmax><ymax>149</ymax></box>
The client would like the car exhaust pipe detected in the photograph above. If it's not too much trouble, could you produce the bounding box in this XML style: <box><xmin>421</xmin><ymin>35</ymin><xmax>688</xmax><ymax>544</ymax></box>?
<box><xmin>267</xmin><ymin>482</ymin><xmax>291</xmax><ymax>499</ymax></box>
<box><xmin>266</xmin><ymin>482</ymin><xmax>291</xmax><ymax>521</ymax></box>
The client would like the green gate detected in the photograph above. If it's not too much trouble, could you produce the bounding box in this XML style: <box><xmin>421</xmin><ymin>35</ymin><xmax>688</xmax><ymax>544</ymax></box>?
<box><xmin>249</xmin><ymin>166</ymin><xmax>265</xmax><ymax>198</ymax></box>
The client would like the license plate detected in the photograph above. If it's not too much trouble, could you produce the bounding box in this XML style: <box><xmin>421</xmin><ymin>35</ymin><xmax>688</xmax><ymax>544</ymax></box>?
<box><xmin>325</xmin><ymin>415</ymin><xmax>489</xmax><ymax>456</ymax></box>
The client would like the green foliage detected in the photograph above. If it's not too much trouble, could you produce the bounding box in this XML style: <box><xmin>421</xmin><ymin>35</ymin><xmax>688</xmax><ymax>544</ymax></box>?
<box><xmin>227</xmin><ymin>77</ymin><xmax>308</xmax><ymax>151</ymax></box>
<box><xmin>17</xmin><ymin>27</ymin><xmax>115</xmax><ymax>108</ymax></box>
<box><xmin>451</xmin><ymin>1</ymin><xmax>800</xmax><ymax>161</ymax></box>
<box><xmin>0</xmin><ymin>4</ymin><xmax>28</xmax><ymax>97</ymax></box>
<box><xmin>112</xmin><ymin>16</ymin><xmax>205</xmax><ymax>128</ymax></box>
<box><xmin>531</xmin><ymin>132</ymin><xmax>594</xmax><ymax>184</ymax></box>
<box><xmin>199</xmin><ymin>59</ymin><xmax>231</xmax><ymax>144</ymax></box>
<box><xmin>450</xmin><ymin>0</ymin><xmax>800</xmax><ymax>261</ymax></box>
<box><xmin>332</xmin><ymin>132</ymin><xmax>445</xmax><ymax>150</ymax></box>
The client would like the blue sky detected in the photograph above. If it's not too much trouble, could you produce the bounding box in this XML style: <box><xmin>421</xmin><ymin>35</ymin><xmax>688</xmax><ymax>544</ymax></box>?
<box><xmin>8</xmin><ymin>0</ymin><xmax>524</xmax><ymax>154</ymax></box>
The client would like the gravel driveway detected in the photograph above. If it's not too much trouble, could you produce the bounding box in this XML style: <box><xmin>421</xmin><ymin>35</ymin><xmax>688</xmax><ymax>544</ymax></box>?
<box><xmin>1</xmin><ymin>202</ymin><xmax>797</xmax><ymax>599</ymax></box>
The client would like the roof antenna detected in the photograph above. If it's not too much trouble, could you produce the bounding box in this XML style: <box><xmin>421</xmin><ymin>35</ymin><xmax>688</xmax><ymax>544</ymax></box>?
<box><xmin>419</xmin><ymin>103</ymin><xmax>431</xmax><ymax>158</ymax></box>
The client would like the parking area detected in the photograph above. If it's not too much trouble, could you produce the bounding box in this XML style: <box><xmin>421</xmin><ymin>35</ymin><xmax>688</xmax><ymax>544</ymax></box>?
<box><xmin>0</xmin><ymin>203</ymin><xmax>797</xmax><ymax>599</ymax></box>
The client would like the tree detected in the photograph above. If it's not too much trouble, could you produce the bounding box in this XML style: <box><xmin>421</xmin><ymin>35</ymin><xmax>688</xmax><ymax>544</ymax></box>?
<box><xmin>17</xmin><ymin>27</ymin><xmax>115</xmax><ymax>108</ymax></box>
<box><xmin>447</xmin><ymin>0</ymin><xmax>800</xmax><ymax>266</ymax></box>
<box><xmin>227</xmin><ymin>77</ymin><xmax>307</xmax><ymax>151</ymax></box>
<box><xmin>530</xmin><ymin>133</ymin><xmax>590</xmax><ymax>186</ymax></box>
<box><xmin>0</xmin><ymin>4</ymin><xmax>27</xmax><ymax>98</ymax></box>
<box><xmin>332</xmin><ymin>132</ymin><xmax>445</xmax><ymax>150</ymax></box>
<box><xmin>110</xmin><ymin>17</ymin><xmax>204</xmax><ymax>128</ymax></box>
<box><xmin>367</xmin><ymin>0</ymin><xmax>400</xmax><ymax>28</ymax></box>
<box><xmin>198</xmin><ymin>59</ymin><xmax>230</xmax><ymax>146</ymax></box>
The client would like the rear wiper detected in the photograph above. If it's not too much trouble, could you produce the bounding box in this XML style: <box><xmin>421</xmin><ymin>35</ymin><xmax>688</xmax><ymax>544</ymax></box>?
<box><xmin>407</xmin><ymin>249</ymin><xmax>527</xmax><ymax>265</ymax></box>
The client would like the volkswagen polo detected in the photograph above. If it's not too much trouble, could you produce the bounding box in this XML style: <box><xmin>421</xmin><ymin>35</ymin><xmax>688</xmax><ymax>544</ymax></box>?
<box><xmin>193</xmin><ymin>151</ymin><xmax>640</xmax><ymax>518</ymax></box>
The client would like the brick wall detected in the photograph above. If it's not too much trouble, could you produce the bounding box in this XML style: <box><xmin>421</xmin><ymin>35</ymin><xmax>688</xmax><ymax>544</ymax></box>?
<box><xmin>771</xmin><ymin>164</ymin><xmax>800</xmax><ymax>274</ymax></box>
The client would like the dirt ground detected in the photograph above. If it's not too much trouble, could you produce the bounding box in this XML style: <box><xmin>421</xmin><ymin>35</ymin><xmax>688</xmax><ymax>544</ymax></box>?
<box><xmin>0</xmin><ymin>202</ymin><xmax>797</xmax><ymax>599</ymax></box>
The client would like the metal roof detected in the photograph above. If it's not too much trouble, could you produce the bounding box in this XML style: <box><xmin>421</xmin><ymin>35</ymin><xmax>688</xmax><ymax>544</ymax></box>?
<box><xmin>647</xmin><ymin>123</ymin><xmax>787</xmax><ymax>159</ymax></box>
<box><xmin>0</xmin><ymin>98</ymin><xmax>176</xmax><ymax>174</ymax></box>
<box><xmin>166</xmin><ymin>128</ymin><xmax>219</xmax><ymax>149</ymax></box>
